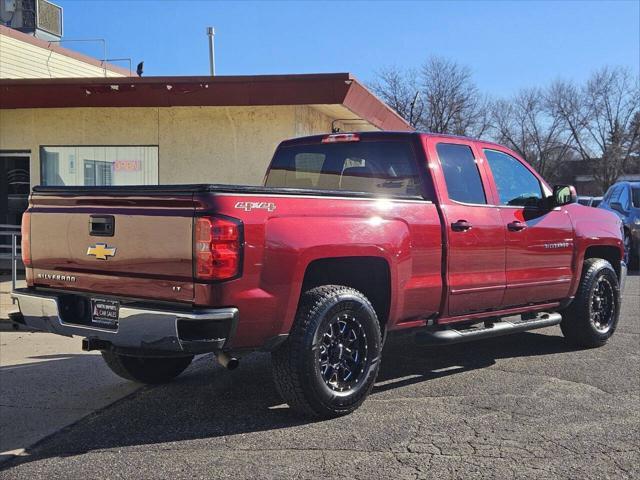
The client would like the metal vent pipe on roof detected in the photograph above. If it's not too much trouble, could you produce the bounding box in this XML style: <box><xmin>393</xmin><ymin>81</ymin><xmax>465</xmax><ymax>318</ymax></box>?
<box><xmin>207</xmin><ymin>27</ymin><xmax>215</xmax><ymax>76</ymax></box>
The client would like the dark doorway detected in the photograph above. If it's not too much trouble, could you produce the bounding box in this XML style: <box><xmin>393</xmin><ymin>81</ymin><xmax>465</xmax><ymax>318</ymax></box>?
<box><xmin>0</xmin><ymin>153</ymin><xmax>30</xmax><ymax>227</ymax></box>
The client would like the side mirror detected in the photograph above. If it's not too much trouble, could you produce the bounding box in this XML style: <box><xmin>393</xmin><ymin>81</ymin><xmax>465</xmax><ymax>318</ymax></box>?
<box><xmin>610</xmin><ymin>201</ymin><xmax>625</xmax><ymax>214</ymax></box>
<box><xmin>553</xmin><ymin>185</ymin><xmax>577</xmax><ymax>207</ymax></box>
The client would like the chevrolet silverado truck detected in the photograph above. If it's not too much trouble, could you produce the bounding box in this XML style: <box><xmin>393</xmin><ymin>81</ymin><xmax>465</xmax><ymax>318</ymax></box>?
<box><xmin>12</xmin><ymin>132</ymin><xmax>627</xmax><ymax>419</ymax></box>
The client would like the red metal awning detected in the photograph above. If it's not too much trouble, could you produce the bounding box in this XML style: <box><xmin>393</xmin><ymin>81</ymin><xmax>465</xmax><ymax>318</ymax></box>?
<box><xmin>0</xmin><ymin>73</ymin><xmax>413</xmax><ymax>132</ymax></box>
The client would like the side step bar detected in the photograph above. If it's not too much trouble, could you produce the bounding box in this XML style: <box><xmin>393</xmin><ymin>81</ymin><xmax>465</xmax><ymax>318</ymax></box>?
<box><xmin>415</xmin><ymin>312</ymin><xmax>562</xmax><ymax>346</ymax></box>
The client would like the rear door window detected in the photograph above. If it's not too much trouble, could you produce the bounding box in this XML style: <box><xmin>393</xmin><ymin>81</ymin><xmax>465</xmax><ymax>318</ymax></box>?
<box><xmin>265</xmin><ymin>140</ymin><xmax>422</xmax><ymax>197</ymax></box>
<box><xmin>436</xmin><ymin>143</ymin><xmax>486</xmax><ymax>204</ymax></box>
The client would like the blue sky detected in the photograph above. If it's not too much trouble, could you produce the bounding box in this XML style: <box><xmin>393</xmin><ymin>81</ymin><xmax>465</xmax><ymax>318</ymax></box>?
<box><xmin>57</xmin><ymin>0</ymin><xmax>638</xmax><ymax>97</ymax></box>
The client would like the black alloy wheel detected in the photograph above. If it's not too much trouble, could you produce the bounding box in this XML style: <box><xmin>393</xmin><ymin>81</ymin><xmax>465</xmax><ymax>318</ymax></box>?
<box><xmin>318</xmin><ymin>312</ymin><xmax>369</xmax><ymax>392</ymax></box>
<box><xmin>590</xmin><ymin>275</ymin><xmax>616</xmax><ymax>333</ymax></box>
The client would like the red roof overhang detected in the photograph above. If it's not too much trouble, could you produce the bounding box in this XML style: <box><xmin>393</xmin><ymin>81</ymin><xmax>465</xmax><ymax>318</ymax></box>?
<box><xmin>0</xmin><ymin>73</ymin><xmax>413</xmax><ymax>131</ymax></box>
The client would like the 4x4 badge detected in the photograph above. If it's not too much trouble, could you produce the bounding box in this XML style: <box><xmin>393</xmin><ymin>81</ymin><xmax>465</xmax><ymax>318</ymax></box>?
<box><xmin>235</xmin><ymin>201</ymin><xmax>276</xmax><ymax>212</ymax></box>
<box><xmin>87</xmin><ymin>243</ymin><xmax>117</xmax><ymax>260</ymax></box>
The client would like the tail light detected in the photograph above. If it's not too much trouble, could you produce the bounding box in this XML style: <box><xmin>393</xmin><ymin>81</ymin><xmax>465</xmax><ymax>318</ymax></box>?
<box><xmin>21</xmin><ymin>211</ymin><xmax>31</xmax><ymax>267</ymax></box>
<box><xmin>194</xmin><ymin>216</ymin><xmax>242</xmax><ymax>281</ymax></box>
<box><xmin>321</xmin><ymin>133</ymin><xmax>360</xmax><ymax>143</ymax></box>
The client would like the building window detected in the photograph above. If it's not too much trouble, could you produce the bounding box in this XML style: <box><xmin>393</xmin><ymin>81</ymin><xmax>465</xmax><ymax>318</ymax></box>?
<box><xmin>40</xmin><ymin>146</ymin><xmax>159</xmax><ymax>186</ymax></box>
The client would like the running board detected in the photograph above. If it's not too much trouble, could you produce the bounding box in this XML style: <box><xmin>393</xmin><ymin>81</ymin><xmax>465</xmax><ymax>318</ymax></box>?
<box><xmin>415</xmin><ymin>312</ymin><xmax>562</xmax><ymax>346</ymax></box>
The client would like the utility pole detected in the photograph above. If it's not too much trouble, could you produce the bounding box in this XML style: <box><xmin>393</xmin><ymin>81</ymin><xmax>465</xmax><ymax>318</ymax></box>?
<box><xmin>207</xmin><ymin>27</ymin><xmax>215</xmax><ymax>76</ymax></box>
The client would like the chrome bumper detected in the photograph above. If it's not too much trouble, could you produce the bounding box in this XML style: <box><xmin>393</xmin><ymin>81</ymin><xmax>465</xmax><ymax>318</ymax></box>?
<box><xmin>11</xmin><ymin>288</ymin><xmax>238</xmax><ymax>354</ymax></box>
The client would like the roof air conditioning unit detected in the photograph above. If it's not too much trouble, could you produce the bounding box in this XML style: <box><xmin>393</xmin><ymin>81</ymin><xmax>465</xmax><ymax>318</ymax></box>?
<box><xmin>0</xmin><ymin>0</ymin><xmax>63</xmax><ymax>41</ymax></box>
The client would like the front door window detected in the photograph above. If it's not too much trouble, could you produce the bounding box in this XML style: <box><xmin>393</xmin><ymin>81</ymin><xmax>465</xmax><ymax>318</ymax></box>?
<box><xmin>484</xmin><ymin>149</ymin><xmax>543</xmax><ymax>207</ymax></box>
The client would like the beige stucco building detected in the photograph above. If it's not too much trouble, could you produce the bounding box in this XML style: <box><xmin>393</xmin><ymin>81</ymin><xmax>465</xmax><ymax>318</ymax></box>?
<box><xmin>0</xmin><ymin>74</ymin><xmax>411</xmax><ymax>182</ymax></box>
<box><xmin>0</xmin><ymin>73</ymin><xmax>411</xmax><ymax>228</ymax></box>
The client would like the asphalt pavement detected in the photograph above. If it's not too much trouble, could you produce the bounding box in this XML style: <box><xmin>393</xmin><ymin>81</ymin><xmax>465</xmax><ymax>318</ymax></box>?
<box><xmin>0</xmin><ymin>274</ymin><xmax>638</xmax><ymax>479</ymax></box>
<box><xmin>0</xmin><ymin>332</ymin><xmax>140</xmax><ymax>462</ymax></box>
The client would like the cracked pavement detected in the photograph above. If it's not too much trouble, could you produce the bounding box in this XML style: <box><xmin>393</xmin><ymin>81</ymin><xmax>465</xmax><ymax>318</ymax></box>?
<box><xmin>1</xmin><ymin>274</ymin><xmax>638</xmax><ymax>479</ymax></box>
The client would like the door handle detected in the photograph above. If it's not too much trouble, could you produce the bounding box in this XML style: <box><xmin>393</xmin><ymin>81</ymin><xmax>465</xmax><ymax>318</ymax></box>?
<box><xmin>451</xmin><ymin>220</ymin><xmax>472</xmax><ymax>232</ymax></box>
<box><xmin>508</xmin><ymin>221</ymin><xmax>527</xmax><ymax>231</ymax></box>
<box><xmin>89</xmin><ymin>215</ymin><xmax>115</xmax><ymax>236</ymax></box>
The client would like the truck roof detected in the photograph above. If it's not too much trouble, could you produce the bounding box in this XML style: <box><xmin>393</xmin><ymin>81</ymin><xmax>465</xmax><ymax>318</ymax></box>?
<box><xmin>279</xmin><ymin>131</ymin><xmax>506</xmax><ymax>149</ymax></box>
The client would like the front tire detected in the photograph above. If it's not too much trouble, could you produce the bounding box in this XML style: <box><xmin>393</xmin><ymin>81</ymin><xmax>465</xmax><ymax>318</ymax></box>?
<box><xmin>101</xmin><ymin>351</ymin><xmax>193</xmax><ymax>384</ymax></box>
<box><xmin>625</xmin><ymin>231</ymin><xmax>639</xmax><ymax>271</ymax></box>
<box><xmin>272</xmin><ymin>285</ymin><xmax>382</xmax><ymax>419</ymax></box>
<box><xmin>560</xmin><ymin>258</ymin><xmax>620</xmax><ymax>348</ymax></box>
<box><xmin>623</xmin><ymin>231</ymin><xmax>632</xmax><ymax>267</ymax></box>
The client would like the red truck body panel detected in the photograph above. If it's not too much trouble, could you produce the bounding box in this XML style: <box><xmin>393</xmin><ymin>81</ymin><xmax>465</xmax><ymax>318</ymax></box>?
<box><xmin>191</xmin><ymin>193</ymin><xmax>443</xmax><ymax>347</ymax></box>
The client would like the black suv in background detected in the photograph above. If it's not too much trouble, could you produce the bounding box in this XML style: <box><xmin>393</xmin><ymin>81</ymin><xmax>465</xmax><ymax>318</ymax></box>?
<box><xmin>600</xmin><ymin>181</ymin><xmax>640</xmax><ymax>269</ymax></box>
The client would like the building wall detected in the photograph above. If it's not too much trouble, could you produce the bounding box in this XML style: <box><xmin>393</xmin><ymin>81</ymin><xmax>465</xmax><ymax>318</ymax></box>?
<box><xmin>0</xmin><ymin>28</ymin><xmax>126</xmax><ymax>78</ymax></box>
<box><xmin>0</xmin><ymin>105</ymin><xmax>336</xmax><ymax>186</ymax></box>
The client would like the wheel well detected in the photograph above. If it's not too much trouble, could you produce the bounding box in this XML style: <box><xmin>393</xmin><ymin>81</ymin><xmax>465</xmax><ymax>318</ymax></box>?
<box><xmin>301</xmin><ymin>257</ymin><xmax>391</xmax><ymax>330</ymax></box>
<box><xmin>583</xmin><ymin>245</ymin><xmax>621</xmax><ymax>277</ymax></box>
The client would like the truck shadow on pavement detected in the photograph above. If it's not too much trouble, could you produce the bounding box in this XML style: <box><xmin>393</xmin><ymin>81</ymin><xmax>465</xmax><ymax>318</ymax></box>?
<box><xmin>0</xmin><ymin>327</ymin><xmax>585</xmax><ymax>471</ymax></box>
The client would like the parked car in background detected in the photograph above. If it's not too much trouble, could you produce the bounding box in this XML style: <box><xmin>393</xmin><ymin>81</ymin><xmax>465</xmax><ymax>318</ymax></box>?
<box><xmin>600</xmin><ymin>181</ymin><xmax>640</xmax><ymax>269</ymax></box>
<box><xmin>577</xmin><ymin>196</ymin><xmax>603</xmax><ymax>207</ymax></box>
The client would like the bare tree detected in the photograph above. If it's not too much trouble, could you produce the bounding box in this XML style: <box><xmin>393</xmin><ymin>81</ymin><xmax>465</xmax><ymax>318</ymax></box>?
<box><xmin>491</xmin><ymin>88</ymin><xmax>572</xmax><ymax>180</ymax></box>
<box><xmin>369</xmin><ymin>67</ymin><xmax>424</xmax><ymax>128</ymax></box>
<box><xmin>369</xmin><ymin>56</ymin><xmax>489</xmax><ymax>136</ymax></box>
<box><xmin>421</xmin><ymin>56</ymin><xmax>490</xmax><ymax>137</ymax></box>
<box><xmin>548</xmin><ymin>67</ymin><xmax>640</xmax><ymax>191</ymax></box>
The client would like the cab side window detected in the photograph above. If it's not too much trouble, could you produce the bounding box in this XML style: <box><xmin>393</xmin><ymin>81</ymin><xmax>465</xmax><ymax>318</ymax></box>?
<box><xmin>484</xmin><ymin>149</ymin><xmax>543</xmax><ymax>207</ymax></box>
<box><xmin>436</xmin><ymin>143</ymin><xmax>486</xmax><ymax>204</ymax></box>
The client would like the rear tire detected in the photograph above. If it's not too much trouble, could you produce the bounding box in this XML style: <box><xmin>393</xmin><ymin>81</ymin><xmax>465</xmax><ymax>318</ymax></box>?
<box><xmin>272</xmin><ymin>285</ymin><xmax>382</xmax><ymax>419</ymax></box>
<box><xmin>560</xmin><ymin>258</ymin><xmax>620</xmax><ymax>348</ymax></box>
<box><xmin>101</xmin><ymin>351</ymin><xmax>193</xmax><ymax>384</ymax></box>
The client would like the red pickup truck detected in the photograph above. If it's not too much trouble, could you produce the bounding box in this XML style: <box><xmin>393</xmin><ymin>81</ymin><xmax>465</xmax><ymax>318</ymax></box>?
<box><xmin>12</xmin><ymin>132</ymin><xmax>627</xmax><ymax>418</ymax></box>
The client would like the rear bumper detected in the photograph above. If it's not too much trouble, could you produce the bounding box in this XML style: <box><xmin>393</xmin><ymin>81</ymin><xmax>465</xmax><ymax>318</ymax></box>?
<box><xmin>11</xmin><ymin>288</ymin><xmax>238</xmax><ymax>354</ymax></box>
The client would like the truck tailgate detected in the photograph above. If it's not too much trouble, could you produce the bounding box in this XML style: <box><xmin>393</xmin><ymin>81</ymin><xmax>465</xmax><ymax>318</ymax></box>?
<box><xmin>28</xmin><ymin>192</ymin><xmax>196</xmax><ymax>303</ymax></box>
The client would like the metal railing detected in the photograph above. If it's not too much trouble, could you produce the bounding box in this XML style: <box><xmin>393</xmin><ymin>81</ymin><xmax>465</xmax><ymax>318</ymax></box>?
<box><xmin>0</xmin><ymin>224</ymin><xmax>22</xmax><ymax>303</ymax></box>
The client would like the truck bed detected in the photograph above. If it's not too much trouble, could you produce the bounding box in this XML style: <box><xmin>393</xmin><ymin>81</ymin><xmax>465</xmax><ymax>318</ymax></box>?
<box><xmin>33</xmin><ymin>184</ymin><xmax>423</xmax><ymax>200</ymax></box>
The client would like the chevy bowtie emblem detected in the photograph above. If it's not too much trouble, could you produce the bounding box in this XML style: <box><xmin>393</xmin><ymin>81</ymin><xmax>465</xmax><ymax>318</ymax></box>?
<box><xmin>87</xmin><ymin>243</ymin><xmax>117</xmax><ymax>260</ymax></box>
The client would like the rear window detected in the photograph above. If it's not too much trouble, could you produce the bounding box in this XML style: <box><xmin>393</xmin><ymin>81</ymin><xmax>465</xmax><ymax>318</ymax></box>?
<box><xmin>265</xmin><ymin>141</ymin><xmax>422</xmax><ymax>197</ymax></box>
<box><xmin>633</xmin><ymin>187</ymin><xmax>640</xmax><ymax>208</ymax></box>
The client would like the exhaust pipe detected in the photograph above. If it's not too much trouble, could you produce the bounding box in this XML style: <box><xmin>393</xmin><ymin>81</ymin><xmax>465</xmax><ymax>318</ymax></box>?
<box><xmin>216</xmin><ymin>351</ymin><xmax>239</xmax><ymax>370</ymax></box>
<box><xmin>82</xmin><ymin>338</ymin><xmax>111</xmax><ymax>351</ymax></box>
